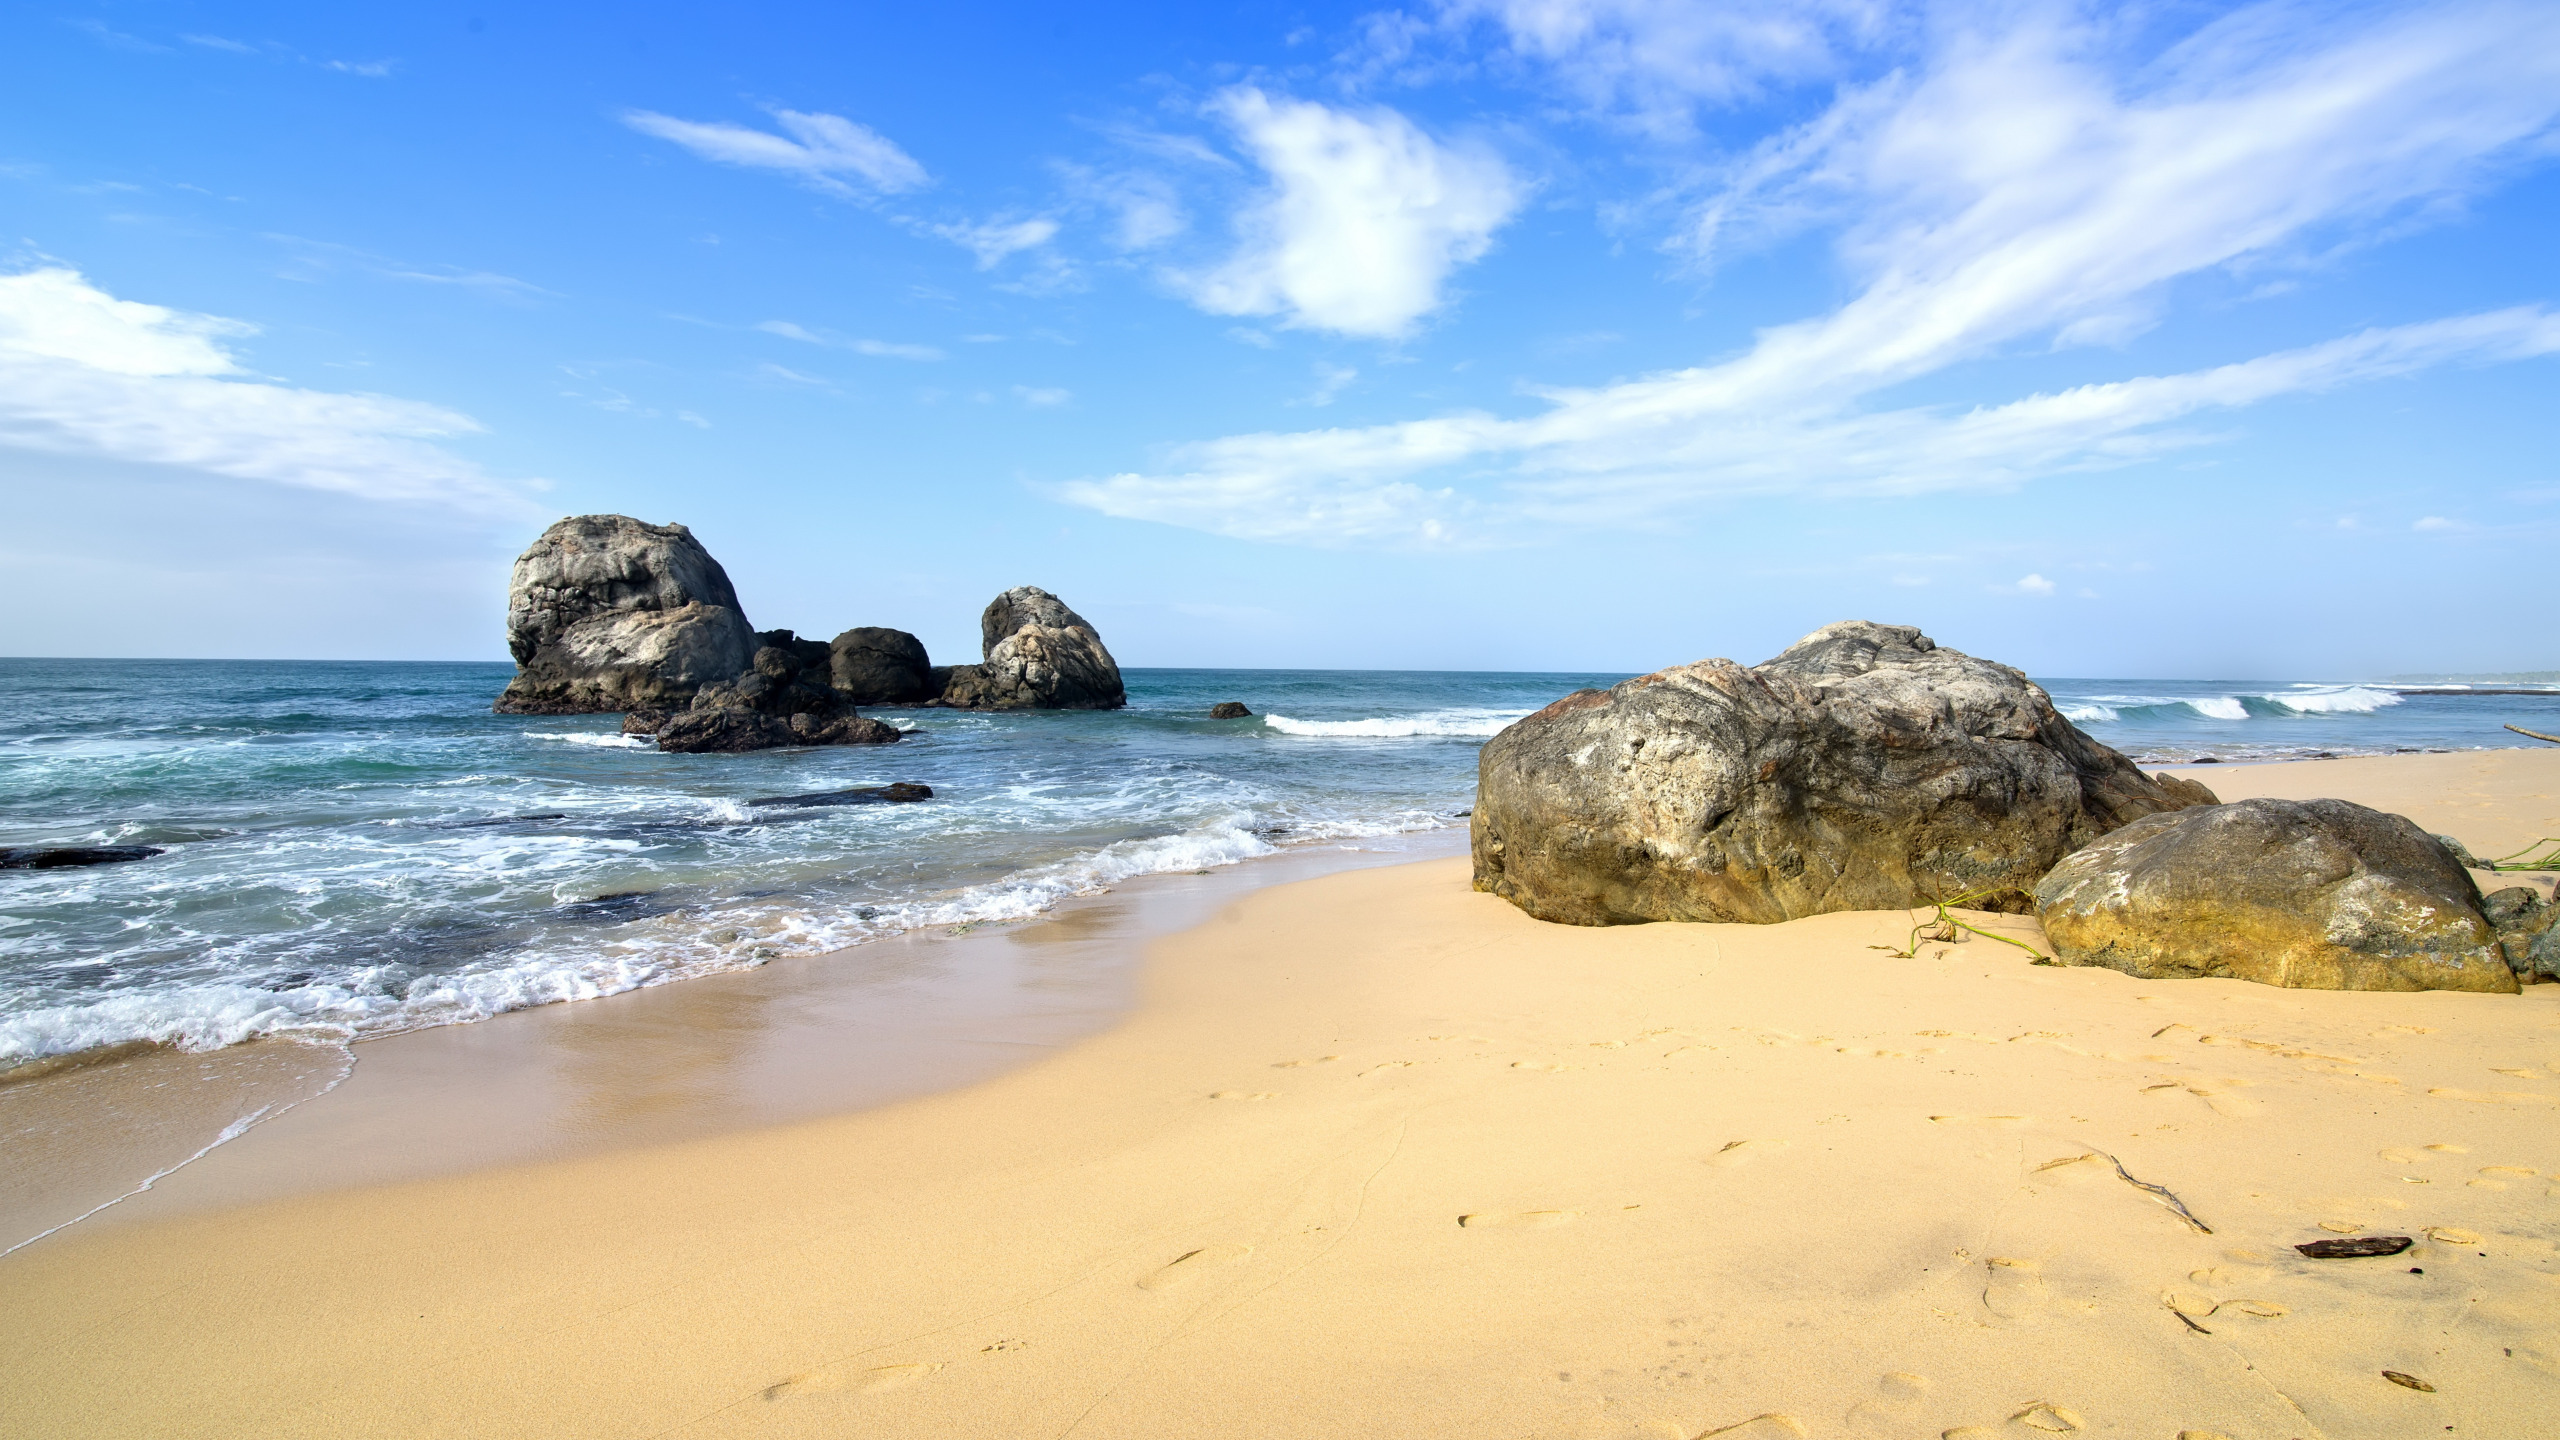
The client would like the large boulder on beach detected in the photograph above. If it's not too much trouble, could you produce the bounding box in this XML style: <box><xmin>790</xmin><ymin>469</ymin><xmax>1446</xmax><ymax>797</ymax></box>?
<box><xmin>494</xmin><ymin>516</ymin><xmax>757</xmax><ymax>714</ymax></box>
<box><xmin>935</xmin><ymin>586</ymin><xmax>1125</xmax><ymax>710</ymax></box>
<box><xmin>828</xmin><ymin>627</ymin><xmax>936</xmax><ymax>705</ymax></box>
<box><xmin>2034</xmin><ymin>798</ymin><xmax>2517</xmax><ymax>992</ymax></box>
<box><xmin>1470</xmin><ymin>621</ymin><xmax>2215</xmax><ymax>926</ymax></box>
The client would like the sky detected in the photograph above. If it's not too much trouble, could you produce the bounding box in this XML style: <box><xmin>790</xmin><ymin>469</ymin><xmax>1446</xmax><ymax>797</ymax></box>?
<box><xmin>3</xmin><ymin>0</ymin><xmax>2556</xmax><ymax>678</ymax></box>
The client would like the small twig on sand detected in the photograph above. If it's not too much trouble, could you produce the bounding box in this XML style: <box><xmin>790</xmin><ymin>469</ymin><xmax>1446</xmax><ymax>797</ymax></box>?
<box><xmin>2174</xmin><ymin>1310</ymin><xmax>2213</xmax><ymax>1335</ymax></box>
<box><xmin>2093</xmin><ymin>1150</ymin><xmax>2212</xmax><ymax>1233</ymax></box>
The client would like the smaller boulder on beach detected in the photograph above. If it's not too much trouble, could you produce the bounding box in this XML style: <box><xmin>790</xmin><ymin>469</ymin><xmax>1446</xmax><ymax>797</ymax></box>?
<box><xmin>2034</xmin><ymin>797</ymin><xmax>2516</xmax><ymax>992</ymax></box>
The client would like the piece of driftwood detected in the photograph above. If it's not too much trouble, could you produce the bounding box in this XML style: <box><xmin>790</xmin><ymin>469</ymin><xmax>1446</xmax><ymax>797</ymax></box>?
<box><xmin>2507</xmin><ymin>723</ymin><xmax>2560</xmax><ymax>744</ymax></box>
<box><xmin>2097</xmin><ymin>1151</ymin><xmax>2212</xmax><ymax>1233</ymax></box>
<box><xmin>2296</xmin><ymin>1235</ymin><xmax>2412</xmax><ymax>1258</ymax></box>
<box><xmin>2382</xmin><ymin>1371</ymin><xmax>2435</xmax><ymax>1392</ymax></box>
<box><xmin>747</xmin><ymin>782</ymin><xmax>934</xmax><ymax>808</ymax></box>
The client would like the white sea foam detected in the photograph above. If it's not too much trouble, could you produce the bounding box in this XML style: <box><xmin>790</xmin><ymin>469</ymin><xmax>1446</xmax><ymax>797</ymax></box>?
<box><xmin>2060</xmin><ymin>703</ymin><xmax>2117</xmax><ymax>722</ymax></box>
<box><xmin>525</xmin><ymin>731</ymin><xmax>651</xmax><ymax>749</ymax></box>
<box><xmin>2188</xmin><ymin>697</ymin><xmax>2250</xmax><ymax>720</ymax></box>
<box><xmin>1264</xmin><ymin>709</ymin><xmax>1527</xmax><ymax>738</ymax></box>
<box><xmin>2269</xmin><ymin>686</ymin><xmax>2402</xmax><ymax>714</ymax></box>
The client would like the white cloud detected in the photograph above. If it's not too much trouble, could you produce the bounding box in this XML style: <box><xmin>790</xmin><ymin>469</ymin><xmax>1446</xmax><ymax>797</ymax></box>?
<box><xmin>0</xmin><ymin>268</ymin><xmax>530</xmax><ymax>512</ymax></box>
<box><xmin>1014</xmin><ymin>385</ymin><xmax>1071</xmax><ymax>407</ymax></box>
<box><xmin>755</xmin><ymin>319</ymin><xmax>944</xmax><ymax>360</ymax></box>
<box><xmin>2412</xmin><ymin>515</ymin><xmax>2463</xmax><ymax>531</ymax></box>
<box><xmin>1441</xmin><ymin>0</ymin><xmax>1888</xmax><ymax>129</ymax></box>
<box><xmin>1301</xmin><ymin>362</ymin><xmax>1360</xmax><ymax>406</ymax></box>
<box><xmin>1176</xmin><ymin>88</ymin><xmax>1522</xmax><ymax>338</ymax></box>
<box><xmin>928</xmin><ymin>216</ymin><xmax>1060</xmax><ymax>268</ymax></box>
<box><xmin>622</xmin><ymin>108</ymin><xmax>929</xmax><ymax>195</ymax></box>
<box><xmin>1065</xmin><ymin>3</ymin><xmax>2560</xmax><ymax>546</ymax></box>
<box><xmin>2014</xmin><ymin>573</ymin><xmax>2057</xmax><ymax>596</ymax></box>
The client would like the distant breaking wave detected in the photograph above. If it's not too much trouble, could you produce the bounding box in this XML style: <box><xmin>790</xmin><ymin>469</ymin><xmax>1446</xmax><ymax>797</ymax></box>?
<box><xmin>1262</xmin><ymin>708</ymin><xmax>1530</xmax><ymax>738</ymax></box>
<box><xmin>2059</xmin><ymin>686</ymin><xmax>2403</xmax><ymax>725</ymax></box>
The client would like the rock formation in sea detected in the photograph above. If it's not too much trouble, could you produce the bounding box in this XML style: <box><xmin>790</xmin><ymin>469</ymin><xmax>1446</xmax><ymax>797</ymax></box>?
<box><xmin>934</xmin><ymin>586</ymin><xmax>1125</xmax><ymax>710</ymax></box>
<box><xmin>625</xmin><ymin>634</ymin><xmax>901</xmax><ymax>753</ymax></box>
<box><xmin>2035</xmin><ymin>798</ymin><xmax>2516</xmax><ymax>992</ymax></box>
<box><xmin>827</xmin><ymin>627</ymin><xmax>936</xmax><ymax>705</ymax></box>
<box><xmin>494</xmin><ymin>516</ymin><xmax>758</xmax><ymax>714</ymax></box>
<box><xmin>1470</xmin><ymin>621</ymin><xmax>2217</xmax><ymax>926</ymax></box>
<box><xmin>1209</xmin><ymin>702</ymin><xmax>1252</xmax><ymax>719</ymax></box>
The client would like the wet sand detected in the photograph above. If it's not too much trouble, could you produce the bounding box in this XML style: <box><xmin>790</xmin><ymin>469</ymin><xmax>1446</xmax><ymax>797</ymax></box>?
<box><xmin>4</xmin><ymin>751</ymin><xmax>2557</xmax><ymax>1438</ymax></box>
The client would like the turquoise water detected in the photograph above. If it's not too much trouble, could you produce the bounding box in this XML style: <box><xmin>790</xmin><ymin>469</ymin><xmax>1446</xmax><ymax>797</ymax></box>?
<box><xmin>3</xmin><ymin>659</ymin><xmax>2552</xmax><ymax>1064</ymax></box>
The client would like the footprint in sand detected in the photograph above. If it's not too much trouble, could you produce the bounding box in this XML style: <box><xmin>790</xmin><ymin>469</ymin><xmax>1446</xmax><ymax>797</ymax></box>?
<box><xmin>1511</xmin><ymin>1060</ymin><xmax>1571</xmax><ymax>1072</ymax></box>
<box><xmin>2427</xmin><ymin>1227</ymin><xmax>2481</xmax><ymax>1245</ymax></box>
<box><xmin>1137</xmin><ymin>1243</ymin><xmax>1252</xmax><ymax>1292</ymax></box>
<box><xmin>1457</xmin><ymin>1209</ymin><xmax>1578</xmax><ymax>1229</ymax></box>
<box><xmin>1207</xmin><ymin>1090</ymin><xmax>1276</xmax><ymax>1100</ymax></box>
<box><xmin>1708</xmin><ymin>1139</ymin><xmax>1788</xmax><ymax>1167</ymax></box>
<box><xmin>763</xmin><ymin>1362</ymin><xmax>943</xmax><ymax>1400</ymax></box>
<box><xmin>2010</xmin><ymin>1402</ymin><xmax>2086</xmax><ymax>1432</ymax></box>
<box><xmin>1930</xmin><ymin>1115</ymin><xmax>2031</xmax><ymax>1127</ymax></box>
<box><xmin>1844</xmin><ymin>1372</ymin><xmax>1931</xmax><ymax>1433</ymax></box>
<box><xmin>2427</xmin><ymin>1142</ymin><xmax>2469</xmax><ymax>1153</ymax></box>
<box><xmin>1981</xmin><ymin>1257</ymin><xmax>2047</xmax><ymax>1321</ymax></box>
<box><xmin>1697</xmin><ymin>1414</ymin><xmax>1806</xmax><ymax>1439</ymax></box>
<box><xmin>1271</xmin><ymin>1055</ymin><xmax>1338</xmax><ymax>1068</ymax></box>
<box><xmin>2177</xmin><ymin>1432</ymin><xmax>2237</xmax><ymax>1440</ymax></box>
<box><xmin>2482</xmin><ymin>1165</ymin><xmax>2538</xmax><ymax>1177</ymax></box>
<box><xmin>2430</xmin><ymin>1087</ymin><xmax>2554</xmax><ymax>1104</ymax></box>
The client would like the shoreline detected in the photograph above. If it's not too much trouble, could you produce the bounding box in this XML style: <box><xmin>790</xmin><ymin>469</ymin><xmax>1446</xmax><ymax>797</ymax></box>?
<box><xmin>4</xmin><ymin>749</ymin><xmax>2558</xmax><ymax>1436</ymax></box>
<box><xmin>0</xmin><ymin>829</ymin><xmax>1464</xmax><ymax>1249</ymax></box>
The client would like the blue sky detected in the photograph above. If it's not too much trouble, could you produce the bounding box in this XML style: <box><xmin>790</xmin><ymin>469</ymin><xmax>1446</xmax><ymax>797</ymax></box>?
<box><xmin>3</xmin><ymin>1</ymin><xmax>2556</xmax><ymax>677</ymax></box>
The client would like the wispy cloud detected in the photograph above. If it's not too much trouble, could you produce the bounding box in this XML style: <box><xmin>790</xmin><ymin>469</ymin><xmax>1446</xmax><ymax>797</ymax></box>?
<box><xmin>1432</xmin><ymin>0</ymin><xmax>1889</xmax><ymax>131</ymax></box>
<box><xmin>1064</xmin><ymin>3</ymin><xmax>2560</xmax><ymax>546</ymax></box>
<box><xmin>755</xmin><ymin>319</ymin><xmax>943</xmax><ymax>360</ymax></box>
<box><xmin>926</xmin><ymin>216</ymin><xmax>1060</xmax><ymax>268</ymax></box>
<box><xmin>622</xmin><ymin>108</ymin><xmax>930</xmax><ymax>196</ymax></box>
<box><xmin>267</xmin><ymin>235</ymin><xmax>554</xmax><ymax>302</ymax></box>
<box><xmin>1172</xmin><ymin>87</ymin><xmax>1523</xmax><ymax>338</ymax></box>
<box><xmin>0</xmin><ymin>267</ymin><xmax>532</xmax><ymax>513</ymax></box>
<box><xmin>1014</xmin><ymin>385</ymin><xmax>1071</xmax><ymax>407</ymax></box>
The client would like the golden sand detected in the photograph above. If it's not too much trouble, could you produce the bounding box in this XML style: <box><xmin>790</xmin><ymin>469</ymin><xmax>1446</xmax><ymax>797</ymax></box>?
<box><xmin>4</xmin><ymin>749</ymin><xmax>2557</xmax><ymax>1438</ymax></box>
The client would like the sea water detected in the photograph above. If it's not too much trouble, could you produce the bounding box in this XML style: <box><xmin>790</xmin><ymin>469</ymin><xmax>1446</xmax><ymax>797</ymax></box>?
<box><xmin>3</xmin><ymin>660</ymin><xmax>2554</xmax><ymax>1066</ymax></box>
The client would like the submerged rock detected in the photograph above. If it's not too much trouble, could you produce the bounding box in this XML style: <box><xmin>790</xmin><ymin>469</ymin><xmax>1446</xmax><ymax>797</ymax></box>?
<box><xmin>1470</xmin><ymin>621</ymin><xmax>2215</xmax><ymax>926</ymax></box>
<box><xmin>494</xmin><ymin>516</ymin><xmax>757</xmax><ymax>714</ymax></box>
<box><xmin>747</xmin><ymin>782</ymin><xmax>933</xmax><ymax>808</ymax></box>
<box><xmin>1209</xmin><ymin>701</ymin><xmax>1253</xmax><ymax>719</ymax></box>
<box><xmin>935</xmin><ymin>586</ymin><xmax>1125</xmax><ymax>710</ymax></box>
<box><xmin>2034</xmin><ymin>798</ymin><xmax>2516</xmax><ymax>992</ymax></box>
<box><xmin>0</xmin><ymin>845</ymin><xmax>165</xmax><ymax>870</ymax></box>
<box><xmin>828</xmin><ymin>627</ymin><xmax>936</xmax><ymax>705</ymax></box>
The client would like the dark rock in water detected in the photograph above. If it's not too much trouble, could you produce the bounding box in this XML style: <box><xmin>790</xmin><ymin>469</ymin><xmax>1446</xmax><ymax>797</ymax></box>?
<box><xmin>754</xmin><ymin>629</ymin><xmax>833</xmax><ymax>675</ymax></box>
<box><xmin>2035</xmin><ymin>798</ymin><xmax>2515</xmax><ymax>992</ymax></box>
<box><xmin>828</xmin><ymin>627</ymin><xmax>936</xmax><ymax>705</ymax></box>
<box><xmin>1471</xmin><ymin>622</ymin><xmax>2213</xmax><ymax>926</ymax></box>
<box><xmin>2296</xmin><ymin>1236</ymin><xmax>2412</xmax><ymax>1258</ymax></box>
<box><xmin>0</xmin><ymin>845</ymin><xmax>166</xmax><ymax>870</ymax></box>
<box><xmin>2481</xmin><ymin>885</ymin><xmax>2560</xmax><ymax>980</ymax></box>
<box><xmin>651</xmin><ymin>707</ymin><xmax>901</xmax><ymax>753</ymax></box>
<box><xmin>621</xmin><ymin>710</ymin><xmax>668</xmax><ymax>736</ymax></box>
<box><xmin>495</xmin><ymin>515</ymin><xmax>758</xmax><ymax>714</ymax></box>
<box><xmin>1209</xmin><ymin>701</ymin><xmax>1252</xmax><ymax>719</ymax></box>
<box><xmin>2192</xmin><ymin>756</ymin><xmax>2223</xmax><ymax>763</ymax></box>
<box><xmin>935</xmin><ymin>586</ymin><xmax>1125</xmax><ymax>710</ymax></box>
<box><xmin>748</xmin><ymin>782</ymin><xmax>934</xmax><ymax>808</ymax></box>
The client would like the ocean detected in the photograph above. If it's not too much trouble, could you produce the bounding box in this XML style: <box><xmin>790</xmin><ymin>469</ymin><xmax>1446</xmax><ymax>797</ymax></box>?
<box><xmin>4</xmin><ymin>659</ymin><xmax>2555</xmax><ymax>1068</ymax></box>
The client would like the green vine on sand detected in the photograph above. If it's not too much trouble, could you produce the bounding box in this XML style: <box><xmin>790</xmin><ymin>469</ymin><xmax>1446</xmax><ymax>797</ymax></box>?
<box><xmin>2484</xmin><ymin>837</ymin><xmax>2560</xmax><ymax>872</ymax></box>
<box><xmin>1872</xmin><ymin>885</ymin><xmax>2051</xmax><ymax>961</ymax></box>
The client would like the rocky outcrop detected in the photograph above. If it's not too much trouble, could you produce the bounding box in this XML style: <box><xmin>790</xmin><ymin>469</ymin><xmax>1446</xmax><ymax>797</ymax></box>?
<box><xmin>934</xmin><ymin>587</ymin><xmax>1125</xmax><ymax>710</ymax></box>
<box><xmin>495</xmin><ymin>516</ymin><xmax>757</xmax><ymax>714</ymax></box>
<box><xmin>1209</xmin><ymin>702</ymin><xmax>1252</xmax><ymax>719</ymax></box>
<box><xmin>642</xmin><ymin>636</ymin><xmax>901</xmax><ymax>753</ymax></box>
<box><xmin>1470</xmin><ymin>621</ymin><xmax>2216</xmax><ymax>926</ymax></box>
<box><xmin>1</xmin><ymin>846</ymin><xmax>164</xmax><ymax>869</ymax></box>
<box><xmin>2034</xmin><ymin>798</ymin><xmax>2516</xmax><ymax>992</ymax></box>
<box><xmin>828</xmin><ymin>627</ymin><xmax>936</xmax><ymax>705</ymax></box>
<box><xmin>2482</xmin><ymin>886</ymin><xmax>2559</xmax><ymax>981</ymax></box>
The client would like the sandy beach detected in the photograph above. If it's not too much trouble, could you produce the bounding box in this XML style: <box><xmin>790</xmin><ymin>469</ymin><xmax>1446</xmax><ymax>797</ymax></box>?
<box><xmin>6</xmin><ymin>748</ymin><xmax>2558</xmax><ymax>1439</ymax></box>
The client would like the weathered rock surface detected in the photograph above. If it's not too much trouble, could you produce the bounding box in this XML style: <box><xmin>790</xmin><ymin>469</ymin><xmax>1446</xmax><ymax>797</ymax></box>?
<box><xmin>651</xmin><ymin>707</ymin><xmax>899</xmax><ymax>754</ymax></box>
<box><xmin>935</xmin><ymin>587</ymin><xmax>1125</xmax><ymax>710</ymax></box>
<box><xmin>2482</xmin><ymin>886</ymin><xmax>2560</xmax><ymax>981</ymax></box>
<box><xmin>0</xmin><ymin>845</ymin><xmax>165</xmax><ymax>870</ymax></box>
<box><xmin>495</xmin><ymin>516</ymin><xmax>757</xmax><ymax>714</ymax></box>
<box><xmin>2035</xmin><ymin>798</ymin><xmax>2516</xmax><ymax>992</ymax></box>
<box><xmin>1470</xmin><ymin>621</ymin><xmax>2216</xmax><ymax>926</ymax></box>
<box><xmin>1209</xmin><ymin>702</ymin><xmax>1252</xmax><ymax>719</ymax></box>
<box><xmin>648</xmin><ymin>639</ymin><xmax>901</xmax><ymax>753</ymax></box>
<box><xmin>828</xmin><ymin>627</ymin><xmax>936</xmax><ymax>705</ymax></box>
